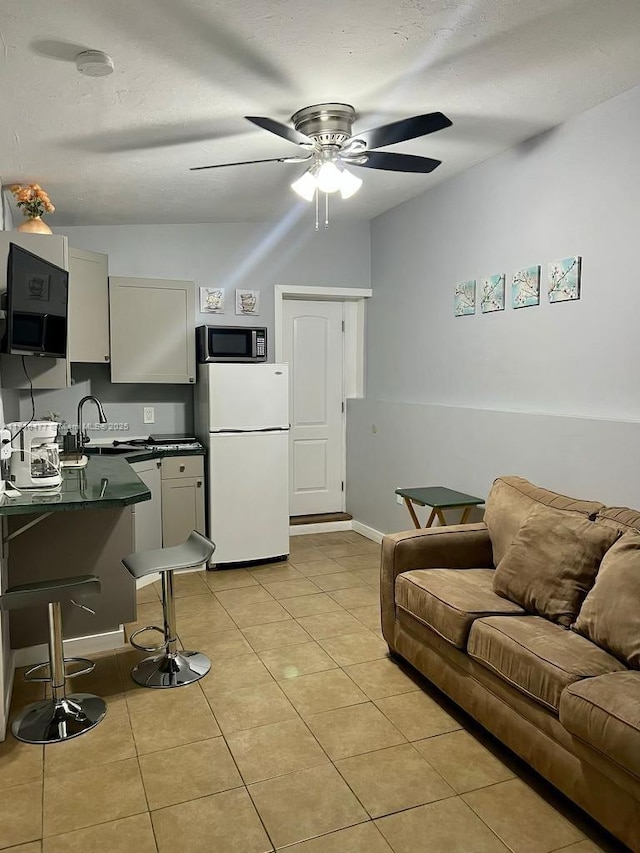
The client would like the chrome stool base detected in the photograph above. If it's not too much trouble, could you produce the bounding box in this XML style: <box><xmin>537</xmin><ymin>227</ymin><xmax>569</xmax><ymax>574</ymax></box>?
<box><xmin>12</xmin><ymin>693</ymin><xmax>107</xmax><ymax>744</ymax></box>
<box><xmin>131</xmin><ymin>650</ymin><xmax>211</xmax><ymax>688</ymax></box>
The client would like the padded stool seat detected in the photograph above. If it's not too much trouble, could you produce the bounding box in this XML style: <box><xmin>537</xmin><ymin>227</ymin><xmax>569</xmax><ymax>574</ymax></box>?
<box><xmin>122</xmin><ymin>531</ymin><xmax>213</xmax><ymax>578</ymax></box>
<box><xmin>0</xmin><ymin>575</ymin><xmax>106</xmax><ymax>744</ymax></box>
<box><xmin>121</xmin><ymin>530</ymin><xmax>215</xmax><ymax>689</ymax></box>
<box><xmin>0</xmin><ymin>575</ymin><xmax>100</xmax><ymax>612</ymax></box>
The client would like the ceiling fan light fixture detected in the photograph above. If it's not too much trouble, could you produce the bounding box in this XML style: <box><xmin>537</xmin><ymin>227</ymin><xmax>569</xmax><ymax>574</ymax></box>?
<box><xmin>291</xmin><ymin>169</ymin><xmax>317</xmax><ymax>202</ymax></box>
<box><xmin>316</xmin><ymin>161</ymin><xmax>343</xmax><ymax>194</ymax></box>
<box><xmin>338</xmin><ymin>168</ymin><xmax>363</xmax><ymax>199</ymax></box>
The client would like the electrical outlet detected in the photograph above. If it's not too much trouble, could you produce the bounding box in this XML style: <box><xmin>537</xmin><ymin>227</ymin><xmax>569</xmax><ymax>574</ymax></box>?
<box><xmin>143</xmin><ymin>407</ymin><xmax>155</xmax><ymax>424</ymax></box>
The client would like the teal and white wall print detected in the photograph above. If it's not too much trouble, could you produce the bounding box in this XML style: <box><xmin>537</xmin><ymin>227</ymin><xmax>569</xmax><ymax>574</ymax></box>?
<box><xmin>481</xmin><ymin>274</ymin><xmax>505</xmax><ymax>313</ymax></box>
<box><xmin>512</xmin><ymin>265</ymin><xmax>541</xmax><ymax>308</ymax></box>
<box><xmin>454</xmin><ymin>280</ymin><xmax>476</xmax><ymax>316</ymax></box>
<box><xmin>548</xmin><ymin>256</ymin><xmax>581</xmax><ymax>302</ymax></box>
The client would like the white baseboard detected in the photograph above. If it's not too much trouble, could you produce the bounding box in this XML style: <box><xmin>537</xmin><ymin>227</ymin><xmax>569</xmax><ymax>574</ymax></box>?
<box><xmin>352</xmin><ymin>519</ymin><xmax>384</xmax><ymax>543</ymax></box>
<box><xmin>289</xmin><ymin>520</ymin><xmax>354</xmax><ymax>535</ymax></box>
<box><xmin>13</xmin><ymin>628</ymin><xmax>126</xmax><ymax>669</ymax></box>
<box><xmin>2</xmin><ymin>650</ymin><xmax>15</xmax><ymax>742</ymax></box>
<box><xmin>136</xmin><ymin>573</ymin><xmax>161</xmax><ymax>589</ymax></box>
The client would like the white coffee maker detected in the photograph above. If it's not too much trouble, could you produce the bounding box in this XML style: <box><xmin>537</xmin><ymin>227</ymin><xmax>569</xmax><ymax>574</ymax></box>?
<box><xmin>7</xmin><ymin>421</ymin><xmax>62</xmax><ymax>489</ymax></box>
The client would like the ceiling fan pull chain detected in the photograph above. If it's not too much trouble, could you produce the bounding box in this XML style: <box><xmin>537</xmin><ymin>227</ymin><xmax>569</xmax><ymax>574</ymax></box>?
<box><xmin>314</xmin><ymin>188</ymin><xmax>319</xmax><ymax>232</ymax></box>
<box><xmin>325</xmin><ymin>192</ymin><xmax>329</xmax><ymax>230</ymax></box>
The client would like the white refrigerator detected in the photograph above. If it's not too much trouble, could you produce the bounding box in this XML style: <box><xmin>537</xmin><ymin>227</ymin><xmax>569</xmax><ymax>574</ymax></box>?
<box><xmin>195</xmin><ymin>363</ymin><xmax>290</xmax><ymax>565</ymax></box>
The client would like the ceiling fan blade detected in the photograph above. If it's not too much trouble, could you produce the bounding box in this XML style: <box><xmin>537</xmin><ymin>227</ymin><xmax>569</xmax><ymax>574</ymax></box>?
<box><xmin>245</xmin><ymin>116</ymin><xmax>314</xmax><ymax>147</ymax></box>
<box><xmin>349</xmin><ymin>112</ymin><xmax>452</xmax><ymax>151</ymax></box>
<box><xmin>190</xmin><ymin>155</ymin><xmax>311</xmax><ymax>171</ymax></box>
<box><xmin>351</xmin><ymin>151</ymin><xmax>442</xmax><ymax>173</ymax></box>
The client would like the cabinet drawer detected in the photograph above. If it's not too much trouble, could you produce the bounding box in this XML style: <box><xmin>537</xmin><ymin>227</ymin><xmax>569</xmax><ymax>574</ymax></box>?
<box><xmin>161</xmin><ymin>456</ymin><xmax>204</xmax><ymax>480</ymax></box>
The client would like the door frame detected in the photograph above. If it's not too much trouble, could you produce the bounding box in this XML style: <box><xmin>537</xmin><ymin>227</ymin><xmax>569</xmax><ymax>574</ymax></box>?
<box><xmin>274</xmin><ymin>285</ymin><xmax>372</xmax><ymax>514</ymax></box>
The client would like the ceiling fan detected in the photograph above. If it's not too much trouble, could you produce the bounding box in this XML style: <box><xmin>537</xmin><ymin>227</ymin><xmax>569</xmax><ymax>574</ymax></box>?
<box><xmin>191</xmin><ymin>103</ymin><xmax>452</xmax><ymax>228</ymax></box>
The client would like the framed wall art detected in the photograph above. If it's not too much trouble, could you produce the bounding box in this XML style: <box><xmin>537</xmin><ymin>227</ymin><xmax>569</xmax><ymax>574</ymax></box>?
<box><xmin>512</xmin><ymin>265</ymin><xmax>541</xmax><ymax>308</ymax></box>
<box><xmin>481</xmin><ymin>274</ymin><xmax>505</xmax><ymax>313</ymax></box>
<box><xmin>236</xmin><ymin>288</ymin><xmax>260</xmax><ymax>316</ymax></box>
<box><xmin>454</xmin><ymin>280</ymin><xmax>476</xmax><ymax>316</ymax></box>
<box><xmin>200</xmin><ymin>287</ymin><xmax>225</xmax><ymax>313</ymax></box>
<box><xmin>548</xmin><ymin>256</ymin><xmax>581</xmax><ymax>302</ymax></box>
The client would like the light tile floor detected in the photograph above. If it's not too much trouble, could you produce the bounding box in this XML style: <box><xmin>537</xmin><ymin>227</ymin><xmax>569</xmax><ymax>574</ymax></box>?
<box><xmin>0</xmin><ymin>532</ymin><xmax>628</xmax><ymax>852</ymax></box>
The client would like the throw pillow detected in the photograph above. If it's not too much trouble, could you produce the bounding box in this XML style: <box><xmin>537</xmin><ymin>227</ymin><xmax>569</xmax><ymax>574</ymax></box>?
<box><xmin>493</xmin><ymin>504</ymin><xmax>620</xmax><ymax>627</ymax></box>
<box><xmin>573</xmin><ymin>530</ymin><xmax>640</xmax><ymax>668</ymax></box>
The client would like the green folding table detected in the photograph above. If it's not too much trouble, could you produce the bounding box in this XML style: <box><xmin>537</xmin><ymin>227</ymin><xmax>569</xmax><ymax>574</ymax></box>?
<box><xmin>395</xmin><ymin>486</ymin><xmax>485</xmax><ymax>529</ymax></box>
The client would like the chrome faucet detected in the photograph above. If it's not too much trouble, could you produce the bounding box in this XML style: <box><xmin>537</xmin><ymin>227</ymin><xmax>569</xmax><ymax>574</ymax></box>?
<box><xmin>76</xmin><ymin>395</ymin><xmax>107</xmax><ymax>453</ymax></box>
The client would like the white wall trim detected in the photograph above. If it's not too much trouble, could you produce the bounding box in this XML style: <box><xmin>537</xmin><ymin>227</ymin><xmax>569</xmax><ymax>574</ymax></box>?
<box><xmin>275</xmin><ymin>284</ymin><xmax>372</xmax><ymax>518</ymax></box>
<box><xmin>2</xmin><ymin>650</ymin><xmax>14</xmax><ymax>741</ymax></box>
<box><xmin>352</xmin><ymin>519</ymin><xmax>384</xmax><ymax>543</ymax></box>
<box><xmin>274</xmin><ymin>284</ymin><xmax>372</xmax><ymax>371</ymax></box>
<box><xmin>13</xmin><ymin>628</ymin><xmax>126</xmax><ymax>669</ymax></box>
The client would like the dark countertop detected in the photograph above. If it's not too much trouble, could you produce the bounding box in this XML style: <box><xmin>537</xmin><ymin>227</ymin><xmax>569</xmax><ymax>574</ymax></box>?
<box><xmin>0</xmin><ymin>443</ymin><xmax>206</xmax><ymax>517</ymax></box>
<box><xmin>0</xmin><ymin>454</ymin><xmax>152</xmax><ymax>516</ymax></box>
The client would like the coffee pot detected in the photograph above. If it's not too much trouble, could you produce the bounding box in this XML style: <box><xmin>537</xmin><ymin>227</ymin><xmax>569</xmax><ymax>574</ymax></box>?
<box><xmin>7</xmin><ymin>421</ymin><xmax>62</xmax><ymax>489</ymax></box>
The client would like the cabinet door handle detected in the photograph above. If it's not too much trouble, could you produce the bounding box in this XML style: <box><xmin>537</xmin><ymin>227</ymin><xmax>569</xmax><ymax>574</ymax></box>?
<box><xmin>179</xmin><ymin>464</ymin><xmax>186</xmax><ymax>472</ymax></box>
<box><xmin>156</xmin><ymin>461</ymin><xmax>161</xmax><ymax>469</ymax></box>
<box><xmin>196</xmin><ymin>480</ymin><xmax>202</xmax><ymax>487</ymax></box>
<box><xmin>104</xmin><ymin>355</ymin><xmax>110</xmax><ymax>362</ymax></box>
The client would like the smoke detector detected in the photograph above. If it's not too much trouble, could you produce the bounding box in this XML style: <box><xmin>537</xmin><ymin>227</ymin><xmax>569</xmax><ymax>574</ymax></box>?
<box><xmin>75</xmin><ymin>50</ymin><xmax>114</xmax><ymax>77</ymax></box>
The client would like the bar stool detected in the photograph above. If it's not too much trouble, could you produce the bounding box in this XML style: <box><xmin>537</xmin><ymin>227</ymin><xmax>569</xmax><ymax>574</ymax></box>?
<box><xmin>0</xmin><ymin>575</ymin><xmax>106</xmax><ymax>744</ymax></box>
<box><xmin>121</xmin><ymin>530</ymin><xmax>215</xmax><ymax>689</ymax></box>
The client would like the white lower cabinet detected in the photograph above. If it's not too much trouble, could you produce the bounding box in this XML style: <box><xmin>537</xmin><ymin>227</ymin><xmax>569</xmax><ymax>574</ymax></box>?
<box><xmin>130</xmin><ymin>459</ymin><xmax>162</xmax><ymax>552</ymax></box>
<box><xmin>130</xmin><ymin>455</ymin><xmax>206</xmax><ymax>556</ymax></box>
<box><xmin>161</xmin><ymin>456</ymin><xmax>205</xmax><ymax>547</ymax></box>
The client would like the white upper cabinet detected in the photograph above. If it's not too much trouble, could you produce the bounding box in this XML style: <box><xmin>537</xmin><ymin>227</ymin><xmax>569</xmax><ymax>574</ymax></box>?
<box><xmin>109</xmin><ymin>276</ymin><xmax>196</xmax><ymax>384</ymax></box>
<box><xmin>68</xmin><ymin>247</ymin><xmax>110</xmax><ymax>364</ymax></box>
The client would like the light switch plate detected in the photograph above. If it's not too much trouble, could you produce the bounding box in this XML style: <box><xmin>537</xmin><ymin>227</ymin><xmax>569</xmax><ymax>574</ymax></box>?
<box><xmin>143</xmin><ymin>407</ymin><xmax>155</xmax><ymax>424</ymax></box>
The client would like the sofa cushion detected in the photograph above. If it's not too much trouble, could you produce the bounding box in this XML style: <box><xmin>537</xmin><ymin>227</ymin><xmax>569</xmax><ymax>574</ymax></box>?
<box><xmin>467</xmin><ymin>615</ymin><xmax>626</xmax><ymax>712</ymax></box>
<box><xmin>484</xmin><ymin>476</ymin><xmax>604</xmax><ymax>565</ymax></box>
<box><xmin>492</xmin><ymin>504</ymin><xmax>619</xmax><ymax>627</ymax></box>
<box><xmin>573</xmin><ymin>530</ymin><xmax>640</xmax><ymax>668</ymax></box>
<box><xmin>594</xmin><ymin>505</ymin><xmax>640</xmax><ymax>536</ymax></box>
<box><xmin>395</xmin><ymin>568</ymin><xmax>525</xmax><ymax>648</ymax></box>
<box><xmin>560</xmin><ymin>672</ymin><xmax>640</xmax><ymax>780</ymax></box>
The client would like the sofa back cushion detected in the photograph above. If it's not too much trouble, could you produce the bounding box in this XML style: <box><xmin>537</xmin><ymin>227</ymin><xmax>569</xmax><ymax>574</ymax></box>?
<box><xmin>484</xmin><ymin>476</ymin><xmax>604</xmax><ymax>566</ymax></box>
<box><xmin>573</xmin><ymin>530</ymin><xmax>640</xmax><ymax>668</ymax></box>
<box><xmin>595</xmin><ymin>506</ymin><xmax>640</xmax><ymax>536</ymax></box>
<box><xmin>493</xmin><ymin>504</ymin><xmax>620</xmax><ymax>627</ymax></box>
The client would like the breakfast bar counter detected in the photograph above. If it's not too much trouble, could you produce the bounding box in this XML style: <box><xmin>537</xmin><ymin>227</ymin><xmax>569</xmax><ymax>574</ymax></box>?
<box><xmin>0</xmin><ymin>455</ymin><xmax>152</xmax><ymax>740</ymax></box>
<box><xmin>0</xmin><ymin>454</ymin><xmax>151</xmax><ymax>516</ymax></box>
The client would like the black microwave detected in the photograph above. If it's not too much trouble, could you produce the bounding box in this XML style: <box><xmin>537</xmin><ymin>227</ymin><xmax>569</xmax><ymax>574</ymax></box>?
<box><xmin>196</xmin><ymin>325</ymin><xmax>267</xmax><ymax>363</ymax></box>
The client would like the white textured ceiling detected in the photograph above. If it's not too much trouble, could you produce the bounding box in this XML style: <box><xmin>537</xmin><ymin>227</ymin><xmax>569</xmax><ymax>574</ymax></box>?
<box><xmin>2</xmin><ymin>0</ymin><xmax>640</xmax><ymax>226</ymax></box>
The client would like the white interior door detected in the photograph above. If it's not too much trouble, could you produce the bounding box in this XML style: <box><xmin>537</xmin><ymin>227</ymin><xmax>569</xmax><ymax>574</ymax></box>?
<box><xmin>283</xmin><ymin>299</ymin><xmax>345</xmax><ymax>516</ymax></box>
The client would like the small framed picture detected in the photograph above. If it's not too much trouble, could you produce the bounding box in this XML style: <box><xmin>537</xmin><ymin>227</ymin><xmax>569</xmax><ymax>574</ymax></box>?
<box><xmin>512</xmin><ymin>265</ymin><xmax>541</xmax><ymax>309</ymax></box>
<box><xmin>548</xmin><ymin>257</ymin><xmax>581</xmax><ymax>303</ymax></box>
<box><xmin>200</xmin><ymin>287</ymin><xmax>225</xmax><ymax>313</ymax></box>
<box><xmin>454</xmin><ymin>280</ymin><xmax>476</xmax><ymax>316</ymax></box>
<box><xmin>236</xmin><ymin>289</ymin><xmax>260</xmax><ymax>316</ymax></box>
<box><xmin>481</xmin><ymin>274</ymin><xmax>505</xmax><ymax>313</ymax></box>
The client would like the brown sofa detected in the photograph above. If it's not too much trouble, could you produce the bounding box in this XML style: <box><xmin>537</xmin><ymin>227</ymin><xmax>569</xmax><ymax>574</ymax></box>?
<box><xmin>381</xmin><ymin>475</ymin><xmax>640</xmax><ymax>852</ymax></box>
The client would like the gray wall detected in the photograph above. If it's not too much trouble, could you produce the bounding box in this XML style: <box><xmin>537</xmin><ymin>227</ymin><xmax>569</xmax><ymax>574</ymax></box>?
<box><xmin>348</xmin><ymin>83</ymin><xmax>640</xmax><ymax>534</ymax></box>
<box><xmin>23</xmin><ymin>219</ymin><xmax>371</xmax><ymax>440</ymax></box>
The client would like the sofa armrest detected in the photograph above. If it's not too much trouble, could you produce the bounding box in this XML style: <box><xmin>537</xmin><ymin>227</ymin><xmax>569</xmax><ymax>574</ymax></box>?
<box><xmin>380</xmin><ymin>522</ymin><xmax>494</xmax><ymax>645</ymax></box>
